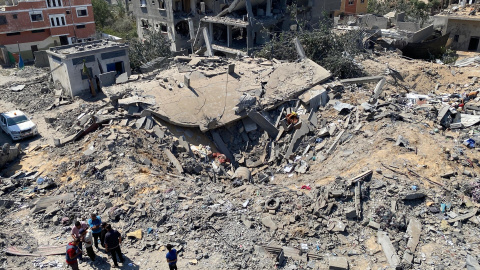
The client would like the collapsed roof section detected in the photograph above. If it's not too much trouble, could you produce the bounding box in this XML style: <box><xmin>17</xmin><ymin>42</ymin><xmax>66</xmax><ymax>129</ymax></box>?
<box><xmin>105</xmin><ymin>57</ymin><xmax>331</xmax><ymax>131</ymax></box>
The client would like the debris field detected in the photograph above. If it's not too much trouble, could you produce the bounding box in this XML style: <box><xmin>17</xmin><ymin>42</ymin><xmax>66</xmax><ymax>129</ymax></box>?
<box><xmin>2</xmin><ymin>52</ymin><xmax>480</xmax><ymax>270</ymax></box>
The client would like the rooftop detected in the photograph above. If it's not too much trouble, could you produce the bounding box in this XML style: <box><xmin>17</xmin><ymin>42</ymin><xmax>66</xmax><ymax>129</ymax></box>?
<box><xmin>47</xmin><ymin>40</ymin><xmax>128</xmax><ymax>58</ymax></box>
<box><xmin>435</xmin><ymin>6</ymin><xmax>480</xmax><ymax>21</ymax></box>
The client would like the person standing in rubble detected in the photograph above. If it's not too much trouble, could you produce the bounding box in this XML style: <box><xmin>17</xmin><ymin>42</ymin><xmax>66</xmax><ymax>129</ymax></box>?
<box><xmin>65</xmin><ymin>238</ymin><xmax>82</xmax><ymax>270</ymax></box>
<box><xmin>100</xmin><ymin>222</ymin><xmax>108</xmax><ymax>248</ymax></box>
<box><xmin>70</xmin><ymin>221</ymin><xmax>88</xmax><ymax>259</ymax></box>
<box><xmin>104</xmin><ymin>224</ymin><xmax>124</xmax><ymax>268</ymax></box>
<box><xmin>87</xmin><ymin>213</ymin><xmax>102</xmax><ymax>250</ymax></box>
<box><xmin>80</xmin><ymin>228</ymin><xmax>96</xmax><ymax>261</ymax></box>
<box><xmin>166</xmin><ymin>244</ymin><xmax>178</xmax><ymax>270</ymax></box>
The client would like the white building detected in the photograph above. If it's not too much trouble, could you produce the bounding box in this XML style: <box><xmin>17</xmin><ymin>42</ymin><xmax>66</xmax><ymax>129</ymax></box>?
<box><xmin>47</xmin><ymin>40</ymin><xmax>131</xmax><ymax>97</ymax></box>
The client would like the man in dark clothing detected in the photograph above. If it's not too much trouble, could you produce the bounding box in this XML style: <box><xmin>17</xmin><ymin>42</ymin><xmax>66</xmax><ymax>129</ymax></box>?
<box><xmin>100</xmin><ymin>222</ymin><xmax>108</xmax><ymax>248</ymax></box>
<box><xmin>66</xmin><ymin>238</ymin><xmax>82</xmax><ymax>270</ymax></box>
<box><xmin>166</xmin><ymin>244</ymin><xmax>178</xmax><ymax>270</ymax></box>
<box><xmin>104</xmin><ymin>224</ymin><xmax>124</xmax><ymax>268</ymax></box>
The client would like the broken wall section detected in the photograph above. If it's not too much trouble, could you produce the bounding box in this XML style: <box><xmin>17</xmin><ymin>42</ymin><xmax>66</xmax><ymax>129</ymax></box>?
<box><xmin>0</xmin><ymin>143</ymin><xmax>21</xmax><ymax>169</ymax></box>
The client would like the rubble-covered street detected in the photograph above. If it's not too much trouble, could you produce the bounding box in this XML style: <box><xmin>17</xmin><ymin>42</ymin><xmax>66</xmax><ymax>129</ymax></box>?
<box><xmin>2</xmin><ymin>50</ymin><xmax>480</xmax><ymax>270</ymax></box>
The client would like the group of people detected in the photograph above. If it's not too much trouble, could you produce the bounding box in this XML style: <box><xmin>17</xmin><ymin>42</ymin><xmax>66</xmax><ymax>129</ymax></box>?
<box><xmin>65</xmin><ymin>213</ymin><xmax>179</xmax><ymax>269</ymax></box>
<box><xmin>66</xmin><ymin>214</ymin><xmax>124</xmax><ymax>269</ymax></box>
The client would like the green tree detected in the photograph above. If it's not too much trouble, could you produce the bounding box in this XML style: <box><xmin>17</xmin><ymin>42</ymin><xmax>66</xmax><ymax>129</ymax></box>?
<box><xmin>256</xmin><ymin>18</ymin><xmax>365</xmax><ymax>79</ymax></box>
<box><xmin>92</xmin><ymin>0</ymin><xmax>113</xmax><ymax>28</ymax></box>
<box><xmin>128</xmin><ymin>27</ymin><xmax>172</xmax><ymax>70</ymax></box>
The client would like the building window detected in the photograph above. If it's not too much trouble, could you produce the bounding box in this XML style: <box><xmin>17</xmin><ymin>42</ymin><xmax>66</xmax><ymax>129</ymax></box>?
<box><xmin>6</xmin><ymin>32</ymin><xmax>21</xmax><ymax>36</ymax></box>
<box><xmin>12</xmin><ymin>14</ymin><xmax>17</xmax><ymax>19</ymax></box>
<box><xmin>80</xmin><ymin>67</ymin><xmax>93</xmax><ymax>80</ymax></box>
<box><xmin>76</xmin><ymin>7</ymin><xmax>88</xmax><ymax>17</ymax></box>
<box><xmin>160</xmin><ymin>23</ymin><xmax>167</xmax><ymax>33</ymax></box>
<box><xmin>46</xmin><ymin>0</ymin><xmax>62</xmax><ymax>7</ymax></box>
<box><xmin>66</xmin><ymin>10</ymin><xmax>71</xmax><ymax>14</ymax></box>
<box><xmin>30</xmin><ymin>11</ymin><xmax>44</xmax><ymax>22</ymax></box>
<box><xmin>158</xmin><ymin>0</ymin><xmax>165</xmax><ymax>9</ymax></box>
<box><xmin>32</xmin><ymin>29</ymin><xmax>46</xmax><ymax>33</ymax></box>
<box><xmin>348</xmin><ymin>0</ymin><xmax>354</xmax><ymax>4</ymax></box>
<box><xmin>49</xmin><ymin>14</ymin><xmax>67</xmax><ymax>27</ymax></box>
<box><xmin>454</xmin><ymin>35</ymin><xmax>459</xmax><ymax>42</ymax></box>
<box><xmin>140</xmin><ymin>0</ymin><xmax>147</xmax><ymax>7</ymax></box>
<box><xmin>76</xmin><ymin>24</ymin><xmax>86</xmax><ymax>29</ymax></box>
<box><xmin>141</xmin><ymin>19</ymin><xmax>149</xmax><ymax>28</ymax></box>
<box><xmin>0</xmin><ymin>15</ymin><xmax>6</xmax><ymax>25</ymax></box>
<box><xmin>360</xmin><ymin>0</ymin><xmax>364</xmax><ymax>3</ymax></box>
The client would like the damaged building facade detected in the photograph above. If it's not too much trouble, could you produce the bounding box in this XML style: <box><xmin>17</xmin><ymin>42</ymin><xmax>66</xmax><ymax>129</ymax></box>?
<box><xmin>47</xmin><ymin>40</ymin><xmax>131</xmax><ymax>97</ymax></box>
<box><xmin>132</xmin><ymin>0</ymin><xmax>340</xmax><ymax>55</ymax></box>
<box><xmin>434</xmin><ymin>13</ymin><xmax>480</xmax><ymax>52</ymax></box>
<box><xmin>0</xmin><ymin>0</ymin><xmax>96</xmax><ymax>63</ymax></box>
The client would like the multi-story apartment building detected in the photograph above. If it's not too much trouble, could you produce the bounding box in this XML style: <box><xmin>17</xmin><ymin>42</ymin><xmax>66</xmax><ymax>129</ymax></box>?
<box><xmin>132</xmin><ymin>0</ymin><xmax>341</xmax><ymax>56</ymax></box>
<box><xmin>0</xmin><ymin>0</ymin><xmax>96</xmax><ymax>61</ymax></box>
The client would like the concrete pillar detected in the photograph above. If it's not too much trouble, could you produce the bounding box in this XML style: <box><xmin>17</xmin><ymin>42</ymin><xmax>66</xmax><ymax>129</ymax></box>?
<box><xmin>190</xmin><ymin>0</ymin><xmax>196</xmax><ymax>14</ymax></box>
<box><xmin>228</xmin><ymin>64</ymin><xmax>235</xmax><ymax>74</ymax></box>
<box><xmin>227</xmin><ymin>25</ymin><xmax>232</xmax><ymax>47</ymax></box>
<box><xmin>208</xmin><ymin>22</ymin><xmax>213</xmax><ymax>43</ymax></box>
<box><xmin>184</xmin><ymin>74</ymin><xmax>190</xmax><ymax>87</ymax></box>
<box><xmin>266</xmin><ymin>0</ymin><xmax>272</xmax><ymax>16</ymax></box>
<box><xmin>202</xmin><ymin>27</ymin><xmax>213</xmax><ymax>56</ymax></box>
<box><xmin>246</xmin><ymin>27</ymin><xmax>253</xmax><ymax>54</ymax></box>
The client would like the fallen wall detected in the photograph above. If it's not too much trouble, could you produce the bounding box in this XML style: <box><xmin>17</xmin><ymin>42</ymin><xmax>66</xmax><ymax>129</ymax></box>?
<box><xmin>34</xmin><ymin>51</ymin><xmax>49</xmax><ymax>68</ymax></box>
<box><xmin>0</xmin><ymin>143</ymin><xmax>21</xmax><ymax>169</ymax></box>
<box><xmin>410</xmin><ymin>24</ymin><xmax>434</xmax><ymax>43</ymax></box>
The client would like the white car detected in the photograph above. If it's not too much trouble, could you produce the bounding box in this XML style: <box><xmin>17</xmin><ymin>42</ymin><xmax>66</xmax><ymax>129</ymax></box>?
<box><xmin>0</xmin><ymin>110</ymin><xmax>38</xmax><ymax>141</ymax></box>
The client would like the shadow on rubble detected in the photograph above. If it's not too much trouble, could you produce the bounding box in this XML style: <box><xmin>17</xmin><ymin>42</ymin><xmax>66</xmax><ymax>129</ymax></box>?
<box><xmin>76</xmin><ymin>90</ymin><xmax>109</xmax><ymax>103</ymax></box>
<box><xmin>90</xmin><ymin>254</ymin><xmax>139</xmax><ymax>270</ymax></box>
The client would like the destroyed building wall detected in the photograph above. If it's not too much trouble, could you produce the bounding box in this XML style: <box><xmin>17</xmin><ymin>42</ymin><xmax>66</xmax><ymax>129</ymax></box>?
<box><xmin>132</xmin><ymin>0</ymin><xmax>197</xmax><ymax>52</ymax></box>
<box><xmin>357</xmin><ymin>14</ymin><xmax>388</xmax><ymax>29</ymax></box>
<box><xmin>47</xmin><ymin>41</ymin><xmax>131</xmax><ymax>97</ymax></box>
<box><xmin>0</xmin><ymin>143</ymin><xmax>20</xmax><ymax>169</ymax></box>
<box><xmin>410</xmin><ymin>24</ymin><xmax>433</xmax><ymax>43</ymax></box>
<box><xmin>438</xmin><ymin>16</ymin><xmax>480</xmax><ymax>52</ymax></box>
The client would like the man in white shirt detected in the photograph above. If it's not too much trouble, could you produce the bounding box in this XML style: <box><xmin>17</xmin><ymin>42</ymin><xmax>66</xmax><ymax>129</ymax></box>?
<box><xmin>80</xmin><ymin>228</ymin><xmax>96</xmax><ymax>261</ymax></box>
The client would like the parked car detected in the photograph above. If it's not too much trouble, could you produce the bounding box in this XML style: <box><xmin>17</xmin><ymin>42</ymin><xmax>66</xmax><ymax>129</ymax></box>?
<box><xmin>0</xmin><ymin>110</ymin><xmax>38</xmax><ymax>141</ymax></box>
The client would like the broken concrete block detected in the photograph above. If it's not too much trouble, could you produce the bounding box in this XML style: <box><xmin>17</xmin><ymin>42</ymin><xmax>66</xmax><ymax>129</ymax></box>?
<box><xmin>377</xmin><ymin>231</ymin><xmax>400</xmax><ymax>269</ymax></box>
<box><xmin>261</xmin><ymin>216</ymin><xmax>277</xmax><ymax>230</ymax></box>
<box><xmin>115</xmin><ymin>72</ymin><xmax>129</xmax><ymax>84</ymax></box>
<box><xmin>396</xmin><ymin>135</ymin><xmax>409</xmax><ymax>147</ymax></box>
<box><xmin>241</xmin><ymin>117</ymin><xmax>257</xmax><ymax>133</ymax></box>
<box><xmin>466</xmin><ymin>255</ymin><xmax>480</xmax><ymax>270</ymax></box>
<box><xmin>368</xmin><ymin>220</ymin><xmax>380</xmax><ymax>230</ymax></box>
<box><xmin>345</xmin><ymin>207</ymin><xmax>357</xmax><ymax>219</ymax></box>
<box><xmin>329</xmin><ymin>256</ymin><xmax>348</xmax><ymax>270</ymax></box>
<box><xmin>95</xmin><ymin>161</ymin><xmax>111</xmax><ymax>172</ymax></box>
<box><xmin>406</xmin><ymin>218</ymin><xmax>421</xmax><ymax>252</ymax></box>
<box><xmin>164</xmin><ymin>149</ymin><xmax>184</xmax><ymax>174</ymax></box>
<box><xmin>247</xmin><ymin>111</ymin><xmax>279</xmax><ymax>138</ymax></box>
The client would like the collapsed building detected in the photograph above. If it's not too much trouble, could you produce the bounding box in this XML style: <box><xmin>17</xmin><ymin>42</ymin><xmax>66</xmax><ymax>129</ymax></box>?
<box><xmin>434</xmin><ymin>9</ymin><xmax>480</xmax><ymax>52</ymax></box>
<box><xmin>132</xmin><ymin>0</ymin><xmax>341</xmax><ymax>55</ymax></box>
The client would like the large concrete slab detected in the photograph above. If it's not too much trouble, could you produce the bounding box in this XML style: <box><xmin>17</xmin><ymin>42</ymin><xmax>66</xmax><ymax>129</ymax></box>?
<box><xmin>104</xmin><ymin>58</ymin><xmax>331</xmax><ymax>131</ymax></box>
<box><xmin>377</xmin><ymin>231</ymin><xmax>400</xmax><ymax>268</ymax></box>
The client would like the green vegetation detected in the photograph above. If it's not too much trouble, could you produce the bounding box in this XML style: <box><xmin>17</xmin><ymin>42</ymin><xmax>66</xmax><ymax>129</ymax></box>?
<box><xmin>92</xmin><ymin>0</ymin><xmax>137</xmax><ymax>39</ymax></box>
<box><xmin>256</xmin><ymin>18</ymin><xmax>365</xmax><ymax>79</ymax></box>
<box><xmin>128</xmin><ymin>27</ymin><xmax>172</xmax><ymax>71</ymax></box>
<box><xmin>367</xmin><ymin>0</ymin><xmax>441</xmax><ymax>27</ymax></box>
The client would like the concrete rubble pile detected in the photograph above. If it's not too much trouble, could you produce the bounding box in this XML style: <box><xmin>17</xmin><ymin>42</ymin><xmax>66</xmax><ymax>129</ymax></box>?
<box><xmin>2</xmin><ymin>53</ymin><xmax>480</xmax><ymax>269</ymax></box>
